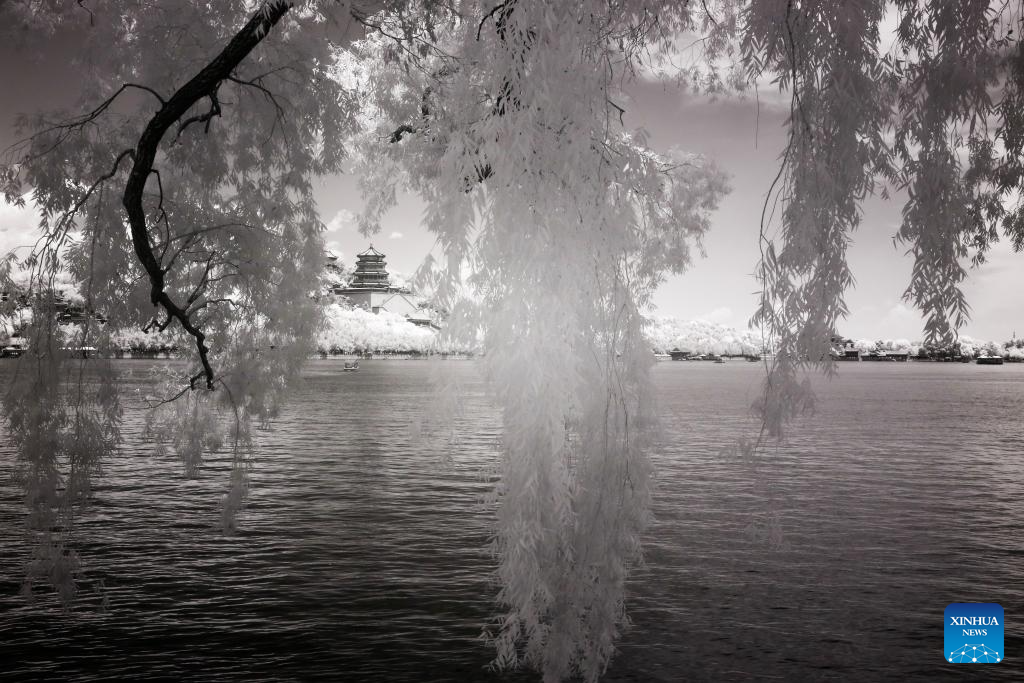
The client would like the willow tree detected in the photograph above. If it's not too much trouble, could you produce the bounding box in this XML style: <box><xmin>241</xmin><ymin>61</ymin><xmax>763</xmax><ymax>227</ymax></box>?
<box><xmin>340</xmin><ymin>3</ymin><xmax>734</xmax><ymax>678</ymax></box>
<box><xmin>2</xmin><ymin>1</ymin><xmax>1024</xmax><ymax>681</ymax></box>
<box><xmin>1</xmin><ymin>0</ymin><xmax>360</xmax><ymax>603</ymax></box>
<box><xmin>746</xmin><ymin>0</ymin><xmax>1024</xmax><ymax>434</ymax></box>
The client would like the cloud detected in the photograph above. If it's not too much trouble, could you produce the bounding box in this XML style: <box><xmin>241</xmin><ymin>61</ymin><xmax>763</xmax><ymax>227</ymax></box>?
<box><xmin>0</xmin><ymin>195</ymin><xmax>40</xmax><ymax>257</ymax></box>
<box><xmin>879</xmin><ymin>301</ymin><xmax>924</xmax><ymax>332</ymax></box>
<box><xmin>388</xmin><ymin>231</ymin><xmax>404</xmax><ymax>240</ymax></box>
<box><xmin>961</xmin><ymin>239</ymin><xmax>1024</xmax><ymax>339</ymax></box>
<box><xmin>697</xmin><ymin>306</ymin><xmax>734</xmax><ymax>324</ymax></box>
<box><xmin>324</xmin><ymin>209</ymin><xmax>355</xmax><ymax>234</ymax></box>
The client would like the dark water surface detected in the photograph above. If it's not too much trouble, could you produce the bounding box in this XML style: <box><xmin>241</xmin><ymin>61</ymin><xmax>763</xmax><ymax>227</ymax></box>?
<box><xmin>1</xmin><ymin>360</ymin><xmax>1022</xmax><ymax>681</ymax></box>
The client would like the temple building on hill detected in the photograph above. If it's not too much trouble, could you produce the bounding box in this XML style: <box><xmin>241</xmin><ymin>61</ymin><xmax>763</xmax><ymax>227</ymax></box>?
<box><xmin>328</xmin><ymin>246</ymin><xmax>436</xmax><ymax>327</ymax></box>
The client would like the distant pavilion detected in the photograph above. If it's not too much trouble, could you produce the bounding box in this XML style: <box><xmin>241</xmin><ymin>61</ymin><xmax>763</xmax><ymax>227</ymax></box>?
<box><xmin>328</xmin><ymin>246</ymin><xmax>436</xmax><ymax>328</ymax></box>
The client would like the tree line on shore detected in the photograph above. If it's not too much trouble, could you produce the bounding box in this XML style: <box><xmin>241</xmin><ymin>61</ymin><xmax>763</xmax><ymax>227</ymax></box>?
<box><xmin>836</xmin><ymin>336</ymin><xmax>1024</xmax><ymax>361</ymax></box>
<box><xmin>0</xmin><ymin>287</ymin><xmax>454</xmax><ymax>356</ymax></box>
<box><xmin>7</xmin><ymin>301</ymin><xmax>1021</xmax><ymax>361</ymax></box>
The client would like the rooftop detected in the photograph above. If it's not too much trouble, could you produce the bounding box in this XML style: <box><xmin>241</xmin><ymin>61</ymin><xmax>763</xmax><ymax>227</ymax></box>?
<box><xmin>357</xmin><ymin>245</ymin><xmax>385</xmax><ymax>258</ymax></box>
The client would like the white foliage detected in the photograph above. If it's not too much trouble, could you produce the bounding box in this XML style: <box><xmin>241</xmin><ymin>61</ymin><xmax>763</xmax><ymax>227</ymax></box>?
<box><xmin>645</xmin><ymin>316</ymin><xmax>766</xmax><ymax>355</ymax></box>
<box><xmin>853</xmin><ymin>338</ymin><xmax>877</xmax><ymax>353</ymax></box>
<box><xmin>107</xmin><ymin>326</ymin><xmax>180</xmax><ymax>353</ymax></box>
<box><xmin>344</xmin><ymin>3</ymin><xmax>727</xmax><ymax>679</ymax></box>
<box><xmin>318</xmin><ymin>305</ymin><xmax>438</xmax><ymax>353</ymax></box>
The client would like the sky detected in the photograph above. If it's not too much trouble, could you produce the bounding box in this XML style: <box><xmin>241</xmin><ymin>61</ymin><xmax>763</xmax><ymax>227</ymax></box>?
<box><xmin>2</xmin><ymin>12</ymin><xmax>1022</xmax><ymax>343</ymax></box>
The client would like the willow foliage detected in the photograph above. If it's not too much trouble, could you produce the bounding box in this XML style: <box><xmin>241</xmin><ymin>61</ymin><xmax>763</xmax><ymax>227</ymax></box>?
<box><xmin>744</xmin><ymin>0</ymin><xmax>1024</xmax><ymax>435</ymax></box>
<box><xmin>1</xmin><ymin>0</ymin><xmax>353</xmax><ymax>603</ymax></box>
<box><xmin>2</xmin><ymin>1</ymin><xmax>1023</xmax><ymax>681</ymax></box>
<box><xmin>346</xmin><ymin>3</ymin><xmax>729</xmax><ymax>678</ymax></box>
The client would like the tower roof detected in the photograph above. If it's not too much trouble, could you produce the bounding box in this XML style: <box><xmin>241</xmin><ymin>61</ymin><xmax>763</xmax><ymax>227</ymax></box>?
<box><xmin>358</xmin><ymin>245</ymin><xmax>385</xmax><ymax>258</ymax></box>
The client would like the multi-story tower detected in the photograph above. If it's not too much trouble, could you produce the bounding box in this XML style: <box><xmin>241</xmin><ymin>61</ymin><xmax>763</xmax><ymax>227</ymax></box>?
<box><xmin>347</xmin><ymin>246</ymin><xmax>391</xmax><ymax>290</ymax></box>
<box><xmin>330</xmin><ymin>246</ymin><xmax>434</xmax><ymax>327</ymax></box>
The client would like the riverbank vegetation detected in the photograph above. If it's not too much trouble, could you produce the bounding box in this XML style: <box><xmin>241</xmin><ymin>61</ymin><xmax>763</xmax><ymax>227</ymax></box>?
<box><xmin>4</xmin><ymin>293</ymin><xmax>1023</xmax><ymax>361</ymax></box>
<box><xmin>3</xmin><ymin>284</ymin><xmax>1020</xmax><ymax>361</ymax></box>
<box><xmin>318</xmin><ymin>305</ymin><xmax>439</xmax><ymax>355</ymax></box>
<box><xmin>1</xmin><ymin>290</ymin><xmax>452</xmax><ymax>356</ymax></box>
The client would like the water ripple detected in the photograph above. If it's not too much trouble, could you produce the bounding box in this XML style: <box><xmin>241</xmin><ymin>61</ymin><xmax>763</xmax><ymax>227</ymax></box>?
<box><xmin>0</xmin><ymin>360</ymin><xmax>1021</xmax><ymax>681</ymax></box>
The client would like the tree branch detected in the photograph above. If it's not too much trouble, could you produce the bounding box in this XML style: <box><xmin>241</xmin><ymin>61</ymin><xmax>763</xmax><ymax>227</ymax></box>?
<box><xmin>5</xmin><ymin>84</ymin><xmax>165</xmax><ymax>164</ymax></box>
<box><xmin>175</xmin><ymin>91</ymin><xmax>222</xmax><ymax>141</ymax></box>
<box><xmin>122</xmin><ymin>0</ymin><xmax>294</xmax><ymax>391</ymax></box>
<box><xmin>477</xmin><ymin>1</ymin><xmax>513</xmax><ymax>41</ymax></box>
<box><xmin>225</xmin><ymin>74</ymin><xmax>288</xmax><ymax>144</ymax></box>
<box><xmin>389</xmin><ymin>123</ymin><xmax>416</xmax><ymax>143</ymax></box>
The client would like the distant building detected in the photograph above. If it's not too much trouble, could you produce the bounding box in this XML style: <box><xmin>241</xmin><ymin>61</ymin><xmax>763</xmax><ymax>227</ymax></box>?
<box><xmin>862</xmin><ymin>350</ymin><xmax>909</xmax><ymax>362</ymax></box>
<box><xmin>830</xmin><ymin>335</ymin><xmax>860</xmax><ymax>361</ymax></box>
<box><xmin>328</xmin><ymin>246</ymin><xmax>437</xmax><ymax>328</ymax></box>
<box><xmin>323</xmin><ymin>250</ymin><xmax>347</xmax><ymax>288</ymax></box>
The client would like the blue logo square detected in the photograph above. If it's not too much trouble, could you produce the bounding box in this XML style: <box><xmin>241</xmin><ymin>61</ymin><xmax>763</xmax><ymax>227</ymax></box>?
<box><xmin>945</xmin><ymin>603</ymin><xmax>1003</xmax><ymax>663</ymax></box>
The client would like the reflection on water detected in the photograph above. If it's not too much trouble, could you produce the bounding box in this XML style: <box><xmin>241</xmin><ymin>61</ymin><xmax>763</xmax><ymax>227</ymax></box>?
<box><xmin>0</xmin><ymin>360</ymin><xmax>1021</xmax><ymax>680</ymax></box>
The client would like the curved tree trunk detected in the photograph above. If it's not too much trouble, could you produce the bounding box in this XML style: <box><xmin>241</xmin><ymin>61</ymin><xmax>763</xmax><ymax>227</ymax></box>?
<box><xmin>122</xmin><ymin>0</ymin><xmax>293</xmax><ymax>389</ymax></box>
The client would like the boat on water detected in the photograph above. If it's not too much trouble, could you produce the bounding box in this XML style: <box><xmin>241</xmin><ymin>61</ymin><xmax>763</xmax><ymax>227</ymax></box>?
<box><xmin>1</xmin><ymin>346</ymin><xmax>25</xmax><ymax>358</ymax></box>
<box><xmin>1</xmin><ymin>337</ymin><xmax>29</xmax><ymax>358</ymax></box>
<box><xmin>343</xmin><ymin>360</ymin><xmax>360</xmax><ymax>371</ymax></box>
<box><xmin>976</xmin><ymin>355</ymin><xmax>1005</xmax><ymax>365</ymax></box>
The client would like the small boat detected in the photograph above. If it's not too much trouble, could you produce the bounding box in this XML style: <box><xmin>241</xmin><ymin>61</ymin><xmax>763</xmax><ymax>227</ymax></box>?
<box><xmin>1</xmin><ymin>346</ymin><xmax>25</xmax><ymax>358</ymax></box>
<box><xmin>976</xmin><ymin>355</ymin><xmax>1004</xmax><ymax>366</ymax></box>
<box><xmin>343</xmin><ymin>360</ymin><xmax>359</xmax><ymax>371</ymax></box>
<box><xmin>61</xmin><ymin>346</ymin><xmax>97</xmax><ymax>359</ymax></box>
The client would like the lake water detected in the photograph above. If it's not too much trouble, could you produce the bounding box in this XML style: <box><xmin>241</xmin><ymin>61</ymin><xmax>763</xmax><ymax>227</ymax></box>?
<box><xmin>1</xmin><ymin>360</ymin><xmax>1022</xmax><ymax>681</ymax></box>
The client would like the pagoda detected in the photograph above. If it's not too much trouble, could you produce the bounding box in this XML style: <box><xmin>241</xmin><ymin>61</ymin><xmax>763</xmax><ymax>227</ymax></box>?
<box><xmin>347</xmin><ymin>245</ymin><xmax>391</xmax><ymax>290</ymax></box>
<box><xmin>329</xmin><ymin>246</ymin><xmax>435</xmax><ymax>327</ymax></box>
